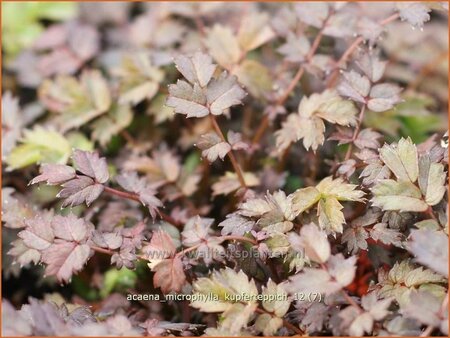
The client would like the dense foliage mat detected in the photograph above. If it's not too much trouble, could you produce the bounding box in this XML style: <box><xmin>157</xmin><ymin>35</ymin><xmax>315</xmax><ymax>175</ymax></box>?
<box><xmin>2</xmin><ymin>2</ymin><xmax>449</xmax><ymax>336</ymax></box>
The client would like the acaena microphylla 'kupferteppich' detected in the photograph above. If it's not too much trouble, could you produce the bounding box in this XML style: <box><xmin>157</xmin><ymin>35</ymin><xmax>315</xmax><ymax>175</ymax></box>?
<box><xmin>1</xmin><ymin>2</ymin><xmax>448</xmax><ymax>337</ymax></box>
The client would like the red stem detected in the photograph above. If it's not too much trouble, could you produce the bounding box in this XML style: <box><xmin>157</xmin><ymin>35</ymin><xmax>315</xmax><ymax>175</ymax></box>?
<box><xmin>103</xmin><ymin>186</ymin><xmax>183</xmax><ymax>227</ymax></box>
<box><xmin>251</xmin><ymin>12</ymin><xmax>330</xmax><ymax>146</ymax></box>
<box><xmin>210</xmin><ymin>114</ymin><xmax>247</xmax><ymax>189</ymax></box>
<box><xmin>327</xmin><ymin>13</ymin><xmax>400</xmax><ymax>88</ymax></box>
<box><xmin>255</xmin><ymin>307</ymin><xmax>304</xmax><ymax>335</ymax></box>
<box><xmin>343</xmin><ymin>104</ymin><xmax>366</xmax><ymax>161</ymax></box>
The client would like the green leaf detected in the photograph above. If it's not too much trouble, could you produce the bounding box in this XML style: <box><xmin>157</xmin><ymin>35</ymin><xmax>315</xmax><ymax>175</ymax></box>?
<box><xmin>205</xmin><ymin>25</ymin><xmax>241</xmax><ymax>68</ymax></box>
<box><xmin>67</xmin><ymin>132</ymin><xmax>94</xmax><ymax>152</ymax></box>
<box><xmin>371</xmin><ymin>179</ymin><xmax>428</xmax><ymax>212</ymax></box>
<box><xmin>39</xmin><ymin>70</ymin><xmax>112</xmax><ymax>132</ymax></box>
<box><xmin>399</xmin><ymin>115</ymin><xmax>446</xmax><ymax>143</ymax></box>
<box><xmin>71</xmin><ymin>276</ymin><xmax>99</xmax><ymax>301</ymax></box>
<box><xmin>291</xmin><ymin>187</ymin><xmax>321</xmax><ymax>215</ymax></box>
<box><xmin>234</xmin><ymin>59</ymin><xmax>272</xmax><ymax>99</ymax></box>
<box><xmin>292</xmin><ymin>177</ymin><xmax>364</xmax><ymax>233</ymax></box>
<box><xmin>2</xmin><ymin>2</ymin><xmax>76</xmax><ymax>57</ymax></box>
<box><xmin>276</xmin><ymin>90</ymin><xmax>357</xmax><ymax>152</ymax></box>
<box><xmin>191</xmin><ymin>268</ymin><xmax>258</xmax><ymax>312</ymax></box>
<box><xmin>183</xmin><ymin>152</ymin><xmax>201</xmax><ymax>175</ymax></box>
<box><xmin>261</xmin><ymin>280</ymin><xmax>290</xmax><ymax>317</ymax></box>
<box><xmin>378</xmin><ymin>260</ymin><xmax>446</xmax><ymax>305</ymax></box>
<box><xmin>111</xmin><ymin>52</ymin><xmax>163</xmax><ymax>105</ymax></box>
<box><xmin>28</xmin><ymin>2</ymin><xmax>77</xmax><ymax>21</ymax></box>
<box><xmin>100</xmin><ymin>267</ymin><xmax>137</xmax><ymax>298</ymax></box>
<box><xmin>318</xmin><ymin>197</ymin><xmax>346</xmax><ymax>233</ymax></box>
<box><xmin>316</xmin><ymin>176</ymin><xmax>365</xmax><ymax>202</ymax></box>
<box><xmin>379</xmin><ymin>137</ymin><xmax>419</xmax><ymax>183</ymax></box>
<box><xmin>220</xmin><ymin>302</ymin><xmax>257</xmax><ymax>334</ymax></box>
<box><xmin>418</xmin><ymin>155</ymin><xmax>446</xmax><ymax>206</ymax></box>
<box><xmin>265</xmin><ymin>233</ymin><xmax>290</xmax><ymax>257</ymax></box>
<box><xmin>237</xmin><ymin>12</ymin><xmax>275</xmax><ymax>52</ymax></box>
<box><xmin>91</xmin><ymin>104</ymin><xmax>133</xmax><ymax>147</ymax></box>
<box><xmin>255</xmin><ymin>313</ymin><xmax>283</xmax><ymax>336</ymax></box>
<box><xmin>6</xmin><ymin>127</ymin><xmax>71</xmax><ymax>170</ymax></box>
<box><xmin>147</xmin><ymin>94</ymin><xmax>175</xmax><ymax>124</ymax></box>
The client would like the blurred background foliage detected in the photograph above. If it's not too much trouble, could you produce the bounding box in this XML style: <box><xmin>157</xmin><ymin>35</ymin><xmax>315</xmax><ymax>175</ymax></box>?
<box><xmin>2</xmin><ymin>2</ymin><xmax>77</xmax><ymax>59</ymax></box>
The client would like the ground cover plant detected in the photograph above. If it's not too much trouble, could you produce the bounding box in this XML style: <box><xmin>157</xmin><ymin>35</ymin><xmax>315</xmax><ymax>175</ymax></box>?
<box><xmin>1</xmin><ymin>1</ymin><xmax>449</xmax><ymax>336</ymax></box>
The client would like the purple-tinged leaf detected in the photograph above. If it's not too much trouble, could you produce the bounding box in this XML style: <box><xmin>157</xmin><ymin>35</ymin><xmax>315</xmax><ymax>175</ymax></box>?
<box><xmin>30</xmin><ymin>164</ymin><xmax>76</xmax><ymax>185</ymax></box>
<box><xmin>21</xmin><ymin>298</ymin><xmax>69</xmax><ymax>336</ymax></box>
<box><xmin>2</xmin><ymin>299</ymin><xmax>33</xmax><ymax>336</ymax></box>
<box><xmin>166</xmin><ymin>80</ymin><xmax>208</xmax><ymax>118</ymax></box>
<box><xmin>196</xmin><ymin>132</ymin><xmax>231</xmax><ymax>162</ymax></box>
<box><xmin>8</xmin><ymin>239</ymin><xmax>41</xmax><ymax>267</ymax></box>
<box><xmin>370</xmin><ymin>223</ymin><xmax>403</xmax><ymax>247</ymax></box>
<box><xmin>153</xmin><ymin>257</ymin><xmax>186</xmax><ymax>293</ymax></box>
<box><xmin>219</xmin><ymin>213</ymin><xmax>255</xmax><ymax>236</ymax></box>
<box><xmin>227</xmin><ymin>130</ymin><xmax>249</xmax><ymax>151</ymax></box>
<box><xmin>337</xmin><ymin>70</ymin><xmax>370</xmax><ymax>103</ymax></box>
<box><xmin>368</xmin><ymin>83</ymin><xmax>402</xmax><ymax>112</ymax></box>
<box><xmin>72</xmin><ymin>149</ymin><xmax>109</xmax><ymax>183</ymax></box>
<box><xmin>181</xmin><ymin>216</ymin><xmax>214</xmax><ymax>247</ymax></box>
<box><xmin>342</xmin><ymin>225</ymin><xmax>369</xmax><ymax>254</ymax></box>
<box><xmin>206</xmin><ymin>72</ymin><xmax>246</xmax><ymax>116</ymax></box>
<box><xmin>58</xmin><ymin>176</ymin><xmax>104</xmax><ymax>207</ymax></box>
<box><xmin>298</xmin><ymin>223</ymin><xmax>331</xmax><ymax>263</ymax></box>
<box><xmin>327</xmin><ymin>254</ymin><xmax>357</xmax><ymax>287</ymax></box>
<box><xmin>18</xmin><ymin>216</ymin><xmax>54</xmax><ymax>250</ymax></box>
<box><xmin>408</xmin><ymin>229</ymin><xmax>448</xmax><ymax>277</ymax></box>
<box><xmin>287</xmin><ymin>268</ymin><xmax>341</xmax><ymax>295</ymax></box>
<box><xmin>91</xmin><ymin>231</ymin><xmax>123</xmax><ymax>250</ymax></box>
<box><xmin>354</xmin><ymin>129</ymin><xmax>383</xmax><ymax>150</ymax></box>
<box><xmin>116</xmin><ymin>172</ymin><xmax>162</xmax><ymax>219</ymax></box>
<box><xmin>356</xmin><ymin>53</ymin><xmax>387</xmax><ymax>83</ymax></box>
<box><xmin>295</xmin><ymin>2</ymin><xmax>329</xmax><ymax>28</ymax></box>
<box><xmin>277</xmin><ymin>32</ymin><xmax>311</xmax><ymax>63</ymax></box>
<box><xmin>174</xmin><ymin>52</ymin><xmax>216</xmax><ymax>88</ymax></box>
<box><xmin>51</xmin><ymin>214</ymin><xmax>90</xmax><ymax>242</ymax></box>
<box><xmin>403</xmin><ymin>291</ymin><xmax>444</xmax><ymax>328</ymax></box>
<box><xmin>41</xmin><ymin>241</ymin><xmax>92</xmax><ymax>282</ymax></box>
<box><xmin>397</xmin><ymin>2</ymin><xmax>431</xmax><ymax>28</ymax></box>
<box><xmin>143</xmin><ymin>229</ymin><xmax>176</xmax><ymax>269</ymax></box>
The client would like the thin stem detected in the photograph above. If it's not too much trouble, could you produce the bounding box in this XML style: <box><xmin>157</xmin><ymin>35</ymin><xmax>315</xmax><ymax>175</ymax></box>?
<box><xmin>103</xmin><ymin>185</ymin><xmax>140</xmax><ymax>202</ymax></box>
<box><xmin>255</xmin><ymin>307</ymin><xmax>304</xmax><ymax>335</ymax></box>
<box><xmin>344</xmin><ymin>104</ymin><xmax>366</xmax><ymax>161</ymax></box>
<box><xmin>176</xmin><ymin>244</ymin><xmax>202</xmax><ymax>258</ymax></box>
<box><xmin>103</xmin><ymin>186</ymin><xmax>183</xmax><ymax>227</ymax></box>
<box><xmin>379</xmin><ymin>12</ymin><xmax>400</xmax><ymax>25</ymax></box>
<box><xmin>327</xmin><ymin>13</ymin><xmax>400</xmax><ymax>88</ymax></box>
<box><xmin>210</xmin><ymin>114</ymin><xmax>247</xmax><ymax>189</ymax></box>
<box><xmin>426</xmin><ymin>206</ymin><xmax>439</xmax><ymax>222</ymax></box>
<box><xmin>251</xmin><ymin>13</ymin><xmax>329</xmax><ymax>146</ymax></box>
<box><xmin>91</xmin><ymin>245</ymin><xmax>115</xmax><ymax>256</ymax></box>
<box><xmin>341</xmin><ymin>290</ymin><xmax>363</xmax><ymax>313</ymax></box>
<box><xmin>277</xmin><ymin>67</ymin><xmax>306</xmax><ymax>107</ymax></box>
<box><xmin>194</xmin><ymin>15</ymin><xmax>206</xmax><ymax>37</ymax></box>
<box><xmin>120</xmin><ymin>130</ymin><xmax>137</xmax><ymax>146</ymax></box>
<box><xmin>91</xmin><ymin>245</ymin><xmax>147</xmax><ymax>261</ymax></box>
